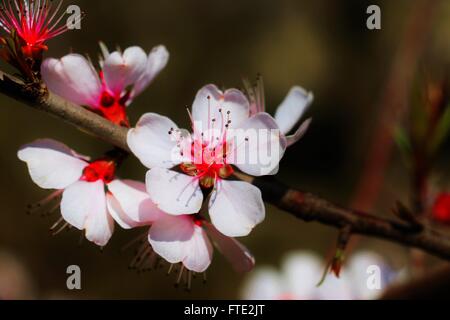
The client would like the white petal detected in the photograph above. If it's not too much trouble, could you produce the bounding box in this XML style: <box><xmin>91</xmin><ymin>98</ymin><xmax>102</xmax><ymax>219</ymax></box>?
<box><xmin>229</xmin><ymin>113</ymin><xmax>286</xmax><ymax>176</ymax></box>
<box><xmin>133</xmin><ymin>45</ymin><xmax>169</xmax><ymax>97</ymax></box>
<box><xmin>85</xmin><ymin>198</ymin><xmax>115</xmax><ymax>247</ymax></box>
<box><xmin>286</xmin><ymin>118</ymin><xmax>312</xmax><ymax>147</ymax></box>
<box><xmin>204</xmin><ymin>222</ymin><xmax>255</xmax><ymax>273</ymax></box>
<box><xmin>146</xmin><ymin>168</ymin><xmax>203</xmax><ymax>215</ymax></box>
<box><xmin>41</xmin><ymin>54</ymin><xmax>102</xmax><ymax>108</ymax></box>
<box><xmin>103</xmin><ymin>46</ymin><xmax>148</xmax><ymax>96</ymax></box>
<box><xmin>281</xmin><ymin>251</ymin><xmax>323</xmax><ymax>299</ymax></box>
<box><xmin>18</xmin><ymin>139</ymin><xmax>88</xmax><ymax>190</ymax></box>
<box><xmin>183</xmin><ymin>224</ymin><xmax>213</xmax><ymax>273</ymax></box>
<box><xmin>60</xmin><ymin>180</ymin><xmax>106</xmax><ymax>233</ymax></box>
<box><xmin>107</xmin><ymin>179</ymin><xmax>164</xmax><ymax>228</ymax></box>
<box><xmin>274</xmin><ymin>86</ymin><xmax>313</xmax><ymax>135</ymax></box>
<box><xmin>127</xmin><ymin>113</ymin><xmax>184</xmax><ymax>169</ymax></box>
<box><xmin>209</xmin><ymin>180</ymin><xmax>265</xmax><ymax>237</ymax></box>
<box><xmin>106</xmin><ymin>192</ymin><xmax>134</xmax><ymax>229</ymax></box>
<box><xmin>192</xmin><ymin>84</ymin><xmax>249</xmax><ymax>134</ymax></box>
<box><xmin>240</xmin><ymin>267</ymin><xmax>283</xmax><ymax>300</ymax></box>
<box><xmin>148</xmin><ymin>215</ymin><xmax>213</xmax><ymax>272</ymax></box>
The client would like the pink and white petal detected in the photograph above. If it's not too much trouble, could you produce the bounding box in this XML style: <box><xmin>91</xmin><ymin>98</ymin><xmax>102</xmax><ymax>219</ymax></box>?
<box><xmin>148</xmin><ymin>215</ymin><xmax>194</xmax><ymax>265</ymax></box>
<box><xmin>127</xmin><ymin>113</ymin><xmax>184</xmax><ymax>169</ymax></box>
<box><xmin>18</xmin><ymin>139</ymin><xmax>88</xmax><ymax>190</ymax></box>
<box><xmin>103</xmin><ymin>46</ymin><xmax>147</xmax><ymax>96</ymax></box>
<box><xmin>204</xmin><ymin>222</ymin><xmax>255</xmax><ymax>273</ymax></box>
<box><xmin>209</xmin><ymin>180</ymin><xmax>265</xmax><ymax>237</ymax></box>
<box><xmin>84</xmin><ymin>194</ymin><xmax>115</xmax><ymax>247</ymax></box>
<box><xmin>192</xmin><ymin>85</ymin><xmax>250</xmax><ymax>134</ymax></box>
<box><xmin>108</xmin><ymin>179</ymin><xmax>164</xmax><ymax>226</ymax></box>
<box><xmin>274</xmin><ymin>86</ymin><xmax>314</xmax><ymax>135</ymax></box>
<box><xmin>132</xmin><ymin>45</ymin><xmax>169</xmax><ymax>97</ymax></box>
<box><xmin>106</xmin><ymin>192</ymin><xmax>135</xmax><ymax>229</ymax></box>
<box><xmin>60</xmin><ymin>180</ymin><xmax>105</xmax><ymax>231</ymax></box>
<box><xmin>281</xmin><ymin>251</ymin><xmax>323</xmax><ymax>300</ymax></box>
<box><xmin>149</xmin><ymin>215</ymin><xmax>212</xmax><ymax>273</ymax></box>
<box><xmin>146</xmin><ymin>168</ymin><xmax>203</xmax><ymax>215</ymax></box>
<box><xmin>241</xmin><ymin>267</ymin><xmax>283</xmax><ymax>300</ymax></box>
<box><xmin>286</xmin><ymin>118</ymin><xmax>312</xmax><ymax>148</ymax></box>
<box><xmin>229</xmin><ymin>113</ymin><xmax>286</xmax><ymax>176</ymax></box>
<box><xmin>182</xmin><ymin>225</ymin><xmax>213</xmax><ymax>273</ymax></box>
<box><xmin>41</xmin><ymin>54</ymin><xmax>102</xmax><ymax>108</ymax></box>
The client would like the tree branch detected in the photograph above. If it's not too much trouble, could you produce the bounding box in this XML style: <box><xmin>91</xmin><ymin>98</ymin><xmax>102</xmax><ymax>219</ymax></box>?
<box><xmin>3</xmin><ymin>71</ymin><xmax>450</xmax><ymax>261</ymax></box>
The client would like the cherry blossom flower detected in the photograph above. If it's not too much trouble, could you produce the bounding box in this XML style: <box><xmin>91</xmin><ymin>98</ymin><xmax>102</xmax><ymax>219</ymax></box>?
<box><xmin>244</xmin><ymin>76</ymin><xmax>313</xmax><ymax>147</ymax></box>
<box><xmin>0</xmin><ymin>0</ymin><xmax>73</xmax><ymax>58</ymax></box>
<box><xmin>431</xmin><ymin>193</ymin><xmax>450</xmax><ymax>225</ymax></box>
<box><xmin>241</xmin><ymin>251</ymin><xmax>397</xmax><ymax>300</ymax></box>
<box><xmin>128</xmin><ymin>84</ymin><xmax>286</xmax><ymax>238</ymax></box>
<box><xmin>41</xmin><ymin>44</ymin><xmax>169</xmax><ymax>126</ymax></box>
<box><xmin>17</xmin><ymin>139</ymin><xmax>158</xmax><ymax>246</ymax></box>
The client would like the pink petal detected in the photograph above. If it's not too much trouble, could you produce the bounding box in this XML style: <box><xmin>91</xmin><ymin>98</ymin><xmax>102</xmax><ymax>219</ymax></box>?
<box><xmin>146</xmin><ymin>168</ymin><xmax>203</xmax><ymax>215</ymax></box>
<box><xmin>204</xmin><ymin>221</ymin><xmax>255</xmax><ymax>273</ymax></box>
<box><xmin>127</xmin><ymin>113</ymin><xmax>184</xmax><ymax>169</ymax></box>
<box><xmin>103</xmin><ymin>46</ymin><xmax>147</xmax><ymax>97</ymax></box>
<box><xmin>209</xmin><ymin>180</ymin><xmax>265</xmax><ymax>237</ymax></box>
<box><xmin>192</xmin><ymin>84</ymin><xmax>250</xmax><ymax>134</ymax></box>
<box><xmin>18</xmin><ymin>139</ymin><xmax>88</xmax><ymax>190</ymax></box>
<box><xmin>41</xmin><ymin>54</ymin><xmax>102</xmax><ymax>108</ymax></box>
<box><xmin>286</xmin><ymin>118</ymin><xmax>312</xmax><ymax>147</ymax></box>
<box><xmin>107</xmin><ymin>179</ymin><xmax>164</xmax><ymax>228</ymax></box>
<box><xmin>274</xmin><ymin>86</ymin><xmax>313</xmax><ymax>135</ymax></box>
<box><xmin>229</xmin><ymin>112</ymin><xmax>286</xmax><ymax>176</ymax></box>
<box><xmin>60</xmin><ymin>180</ymin><xmax>108</xmax><ymax>239</ymax></box>
<box><xmin>148</xmin><ymin>215</ymin><xmax>213</xmax><ymax>273</ymax></box>
<box><xmin>133</xmin><ymin>45</ymin><xmax>169</xmax><ymax>97</ymax></box>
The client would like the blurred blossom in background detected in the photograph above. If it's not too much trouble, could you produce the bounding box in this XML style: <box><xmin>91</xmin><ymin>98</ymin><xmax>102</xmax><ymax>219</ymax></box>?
<box><xmin>0</xmin><ymin>250</ymin><xmax>35</xmax><ymax>299</ymax></box>
<box><xmin>0</xmin><ymin>0</ymin><xmax>449</xmax><ymax>299</ymax></box>
<box><xmin>240</xmin><ymin>251</ymin><xmax>402</xmax><ymax>300</ymax></box>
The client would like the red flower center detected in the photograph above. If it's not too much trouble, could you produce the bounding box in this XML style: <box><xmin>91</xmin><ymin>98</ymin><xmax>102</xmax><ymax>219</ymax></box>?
<box><xmin>180</xmin><ymin>142</ymin><xmax>234</xmax><ymax>189</ymax></box>
<box><xmin>98</xmin><ymin>91</ymin><xmax>130</xmax><ymax>127</ymax></box>
<box><xmin>81</xmin><ymin>160</ymin><xmax>116</xmax><ymax>184</ymax></box>
<box><xmin>432</xmin><ymin>193</ymin><xmax>450</xmax><ymax>224</ymax></box>
<box><xmin>0</xmin><ymin>0</ymin><xmax>71</xmax><ymax>57</ymax></box>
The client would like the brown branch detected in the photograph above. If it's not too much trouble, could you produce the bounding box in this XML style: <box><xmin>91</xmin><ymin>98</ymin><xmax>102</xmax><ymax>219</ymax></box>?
<box><xmin>0</xmin><ymin>72</ymin><xmax>129</xmax><ymax>151</ymax></box>
<box><xmin>3</xmin><ymin>71</ymin><xmax>450</xmax><ymax>262</ymax></box>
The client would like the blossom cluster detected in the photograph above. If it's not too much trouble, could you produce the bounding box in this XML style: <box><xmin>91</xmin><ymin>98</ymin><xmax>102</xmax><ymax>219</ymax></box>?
<box><xmin>2</xmin><ymin>2</ymin><xmax>313</xmax><ymax>280</ymax></box>
<box><xmin>17</xmin><ymin>42</ymin><xmax>313</xmax><ymax>275</ymax></box>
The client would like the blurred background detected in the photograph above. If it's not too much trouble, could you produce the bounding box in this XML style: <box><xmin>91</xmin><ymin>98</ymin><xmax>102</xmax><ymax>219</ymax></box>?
<box><xmin>0</xmin><ymin>0</ymin><xmax>449</xmax><ymax>299</ymax></box>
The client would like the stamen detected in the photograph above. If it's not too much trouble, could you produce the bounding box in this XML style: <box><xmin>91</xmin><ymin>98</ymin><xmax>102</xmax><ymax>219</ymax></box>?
<box><xmin>0</xmin><ymin>0</ymin><xmax>75</xmax><ymax>52</ymax></box>
<box><xmin>175</xmin><ymin>265</ymin><xmax>185</xmax><ymax>288</ymax></box>
<box><xmin>26</xmin><ymin>189</ymin><xmax>63</xmax><ymax>215</ymax></box>
<box><xmin>51</xmin><ymin>220</ymin><xmax>69</xmax><ymax>236</ymax></box>
<box><xmin>186</xmin><ymin>270</ymin><xmax>192</xmax><ymax>292</ymax></box>
<box><xmin>167</xmin><ymin>264</ymin><xmax>175</xmax><ymax>275</ymax></box>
